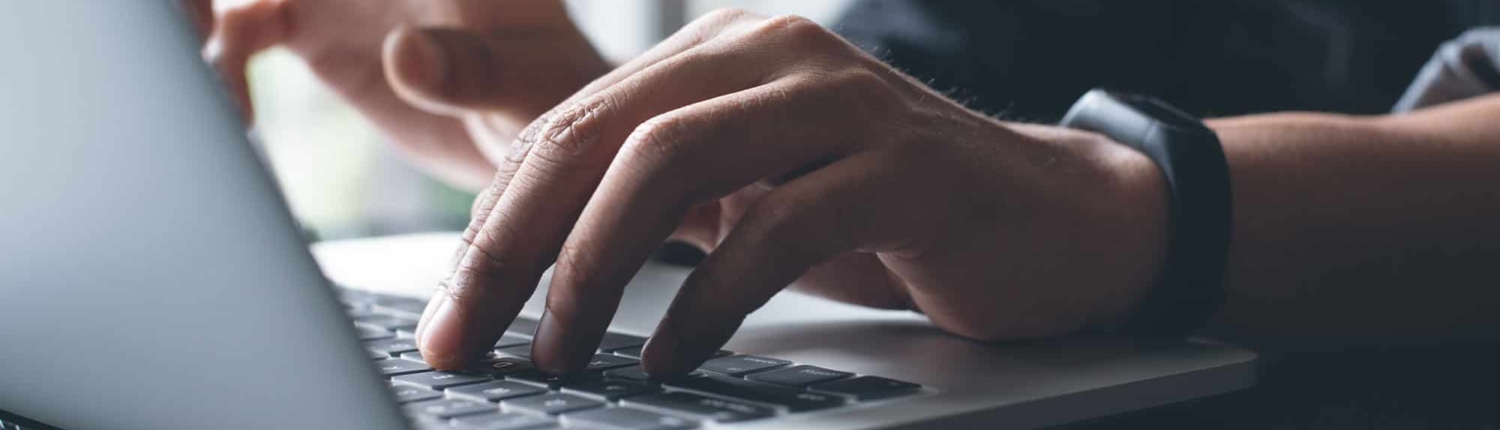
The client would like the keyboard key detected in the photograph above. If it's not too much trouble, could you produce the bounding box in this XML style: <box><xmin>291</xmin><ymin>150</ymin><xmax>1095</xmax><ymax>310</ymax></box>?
<box><xmin>400</xmin><ymin>351</ymin><xmax>427</xmax><ymax>362</ymax></box>
<box><xmin>602</xmin><ymin>366</ymin><xmax>652</xmax><ymax>382</ymax></box>
<box><xmin>410</xmin><ymin>415</ymin><xmax>462</xmax><ymax>430</ymax></box>
<box><xmin>372</xmin><ymin>295</ymin><xmax>429</xmax><ymax>316</ymax></box>
<box><xmin>613</xmin><ymin>347</ymin><xmax>729</xmax><ymax>359</ymax></box>
<box><xmin>450</xmin><ymin>412</ymin><xmax>556</xmax><ymax>430</ymax></box>
<box><xmin>809</xmin><ymin>376</ymin><xmax>921</xmax><ymax>400</ymax></box>
<box><xmin>505</xmin><ymin>318</ymin><xmax>540</xmax><ymax>337</ymax></box>
<box><xmin>697</xmin><ymin>355</ymin><xmax>790</xmax><ymax>376</ymax></box>
<box><xmin>664</xmin><ymin>373</ymin><xmax>843</xmax><ymax>412</ymax></box>
<box><xmin>356</xmin><ymin>325</ymin><xmax>395</xmax><ymax>341</ymax></box>
<box><xmin>368</xmin><ymin>349</ymin><xmax>391</xmax><ymax>360</ymax></box>
<box><xmin>584</xmin><ymin>354</ymin><xmax>638</xmax><ymax>371</ymax></box>
<box><xmin>338</xmin><ymin>287</ymin><xmax>377</xmax><ymax>303</ymax></box>
<box><xmin>468</xmin><ymin>356</ymin><xmax>534</xmax><ymax>378</ymax></box>
<box><xmin>366</xmin><ymin>338</ymin><xmax>422</xmax><ymax>357</ymax></box>
<box><xmin>393</xmin><ymin>371</ymin><xmax>493</xmax><ymax>390</ymax></box>
<box><xmin>448</xmin><ymin>380</ymin><xmax>547</xmax><ymax>403</ymax></box>
<box><xmin>405</xmin><ymin>398</ymin><xmax>497</xmax><ymax>419</ymax></box>
<box><xmin>744</xmin><ymin>365</ymin><xmax>851</xmax><ymax>387</ymax></box>
<box><xmin>390</xmin><ymin>383</ymin><xmax>444</xmax><ymax>403</ymax></box>
<box><xmin>621</xmin><ymin>392</ymin><xmax>774</xmax><ymax>423</ymax></box>
<box><xmin>376</xmin><ymin>358</ymin><xmax>434</xmax><ymax>377</ymax></box>
<box><xmin>346</xmin><ymin>308</ymin><xmax>380</xmax><ymax>321</ymax></box>
<box><xmin>502</xmin><ymin>393</ymin><xmax>604</xmax><ymax>415</ymax></box>
<box><xmin>562</xmin><ymin>407</ymin><xmax>698</xmax><ymax>430</ymax></box>
<box><xmin>494</xmin><ymin>333</ymin><xmax>531</xmax><ymax>348</ymax></box>
<box><xmin>355</xmin><ymin>315</ymin><xmax>420</xmax><ymax>332</ymax></box>
<box><xmin>561</xmin><ymin>379</ymin><xmax>661</xmax><ymax>401</ymax></box>
<box><xmin>596</xmin><ymin>332</ymin><xmax>648</xmax><ymax>352</ymax></box>
<box><xmin>610</xmin><ymin>346</ymin><xmax>645</xmax><ymax>359</ymax></box>
<box><xmin>494</xmin><ymin>344</ymin><xmax>531</xmax><ymax>359</ymax></box>
<box><xmin>505</xmin><ymin>369</ymin><xmax>602</xmax><ymax>389</ymax></box>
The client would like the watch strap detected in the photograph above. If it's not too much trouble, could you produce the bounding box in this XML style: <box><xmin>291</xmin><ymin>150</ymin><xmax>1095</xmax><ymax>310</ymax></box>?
<box><xmin>1059</xmin><ymin>89</ymin><xmax>1233</xmax><ymax>338</ymax></box>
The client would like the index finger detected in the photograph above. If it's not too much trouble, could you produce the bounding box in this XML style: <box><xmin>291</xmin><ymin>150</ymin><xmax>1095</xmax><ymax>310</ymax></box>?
<box><xmin>415</xmin><ymin>10</ymin><xmax>770</xmax><ymax>370</ymax></box>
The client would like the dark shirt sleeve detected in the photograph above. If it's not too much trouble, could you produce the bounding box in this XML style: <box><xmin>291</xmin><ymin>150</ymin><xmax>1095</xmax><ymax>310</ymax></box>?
<box><xmin>832</xmin><ymin>0</ymin><xmax>1500</xmax><ymax>119</ymax></box>
<box><xmin>1393</xmin><ymin>27</ymin><xmax>1500</xmax><ymax>112</ymax></box>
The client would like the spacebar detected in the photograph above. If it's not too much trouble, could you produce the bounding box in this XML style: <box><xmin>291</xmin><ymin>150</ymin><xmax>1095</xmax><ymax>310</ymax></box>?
<box><xmin>663</xmin><ymin>374</ymin><xmax>845</xmax><ymax>412</ymax></box>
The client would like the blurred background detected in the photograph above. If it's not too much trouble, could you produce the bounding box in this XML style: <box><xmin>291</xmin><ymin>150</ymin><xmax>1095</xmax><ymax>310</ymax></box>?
<box><xmin>246</xmin><ymin>0</ymin><xmax>854</xmax><ymax>240</ymax></box>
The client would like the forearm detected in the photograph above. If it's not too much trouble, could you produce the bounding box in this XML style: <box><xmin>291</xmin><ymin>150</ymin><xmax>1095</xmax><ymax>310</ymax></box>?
<box><xmin>1205</xmin><ymin>94</ymin><xmax>1500</xmax><ymax>345</ymax></box>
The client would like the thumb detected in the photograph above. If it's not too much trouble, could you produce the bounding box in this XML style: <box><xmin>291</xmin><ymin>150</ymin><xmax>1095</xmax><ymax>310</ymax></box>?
<box><xmin>384</xmin><ymin>26</ymin><xmax>514</xmax><ymax>116</ymax></box>
<box><xmin>203</xmin><ymin>0</ymin><xmax>291</xmax><ymax>124</ymax></box>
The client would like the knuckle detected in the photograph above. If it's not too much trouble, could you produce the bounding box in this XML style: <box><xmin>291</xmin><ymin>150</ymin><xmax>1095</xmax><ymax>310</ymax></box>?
<box><xmin>619</xmin><ymin>114</ymin><xmax>694</xmax><ymax>175</ymax></box>
<box><xmin>531</xmin><ymin>96</ymin><xmax>614</xmax><ymax>166</ymax></box>
<box><xmin>831</xmin><ymin>69</ymin><xmax>888</xmax><ymax>93</ymax></box>
<box><xmin>752</xmin><ymin>14</ymin><xmax>829</xmax><ymax>43</ymax></box>
<box><xmin>509</xmin><ymin>111</ymin><xmax>554</xmax><ymax>164</ymax></box>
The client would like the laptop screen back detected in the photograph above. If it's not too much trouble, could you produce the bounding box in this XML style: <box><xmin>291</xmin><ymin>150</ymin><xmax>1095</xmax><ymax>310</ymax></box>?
<box><xmin>0</xmin><ymin>3</ymin><xmax>406</xmax><ymax>429</ymax></box>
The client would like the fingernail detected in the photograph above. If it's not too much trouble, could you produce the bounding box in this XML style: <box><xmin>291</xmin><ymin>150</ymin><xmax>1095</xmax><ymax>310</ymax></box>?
<box><xmin>532</xmin><ymin>312</ymin><xmax>567</xmax><ymax>374</ymax></box>
<box><xmin>419</xmin><ymin>295</ymin><xmax>466</xmax><ymax>369</ymax></box>
<box><xmin>400</xmin><ymin>29</ymin><xmax>448</xmax><ymax>90</ymax></box>
<box><xmin>414</xmin><ymin>290</ymin><xmax>446</xmax><ymax>348</ymax></box>
<box><xmin>641</xmin><ymin>322</ymin><xmax>685</xmax><ymax>377</ymax></box>
<box><xmin>533</xmin><ymin>311</ymin><xmax>594</xmax><ymax>375</ymax></box>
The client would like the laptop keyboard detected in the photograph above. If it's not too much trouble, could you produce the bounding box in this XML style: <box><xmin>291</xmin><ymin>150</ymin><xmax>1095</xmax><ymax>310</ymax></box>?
<box><xmin>339</xmin><ymin>289</ymin><xmax>922</xmax><ymax>429</ymax></box>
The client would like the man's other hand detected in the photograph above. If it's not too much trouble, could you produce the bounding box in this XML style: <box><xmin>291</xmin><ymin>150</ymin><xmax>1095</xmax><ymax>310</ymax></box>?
<box><xmin>180</xmin><ymin>0</ymin><xmax>610</xmax><ymax>189</ymax></box>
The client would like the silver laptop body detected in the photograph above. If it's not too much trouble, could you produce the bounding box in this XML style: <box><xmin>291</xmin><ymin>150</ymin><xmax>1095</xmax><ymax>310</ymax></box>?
<box><xmin>0</xmin><ymin>3</ymin><xmax>1255</xmax><ymax>429</ymax></box>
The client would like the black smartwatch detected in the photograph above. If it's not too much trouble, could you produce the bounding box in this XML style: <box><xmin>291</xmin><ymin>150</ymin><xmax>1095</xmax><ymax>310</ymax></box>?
<box><xmin>1059</xmin><ymin>89</ymin><xmax>1232</xmax><ymax>338</ymax></box>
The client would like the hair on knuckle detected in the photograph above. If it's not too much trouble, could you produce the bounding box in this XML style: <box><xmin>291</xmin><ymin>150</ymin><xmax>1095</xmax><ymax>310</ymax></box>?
<box><xmin>753</xmin><ymin>14</ymin><xmax>826</xmax><ymax>43</ymax></box>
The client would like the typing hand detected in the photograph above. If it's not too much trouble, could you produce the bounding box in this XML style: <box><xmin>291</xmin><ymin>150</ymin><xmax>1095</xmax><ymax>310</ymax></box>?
<box><xmin>181</xmin><ymin>0</ymin><xmax>610</xmax><ymax>189</ymax></box>
<box><xmin>413</xmin><ymin>9</ymin><xmax>1171</xmax><ymax>375</ymax></box>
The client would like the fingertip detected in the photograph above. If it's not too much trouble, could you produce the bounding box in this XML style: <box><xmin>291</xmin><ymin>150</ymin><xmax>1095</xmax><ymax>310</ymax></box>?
<box><xmin>413</xmin><ymin>289</ymin><xmax>448</xmax><ymax>348</ymax></box>
<box><xmin>641</xmin><ymin>317</ymin><xmax>716</xmax><ymax>377</ymax></box>
<box><xmin>639</xmin><ymin>330</ymin><xmax>683</xmax><ymax>377</ymax></box>
<box><xmin>417</xmin><ymin>295</ymin><xmax>469</xmax><ymax>370</ymax></box>
<box><xmin>530</xmin><ymin>311</ymin><xmax>594</xmax><ymax>375</ymax></box>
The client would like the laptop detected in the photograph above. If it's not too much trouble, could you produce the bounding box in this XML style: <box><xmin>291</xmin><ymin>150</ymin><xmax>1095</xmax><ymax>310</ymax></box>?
<box><xmin>0</xmin><ymin>3</ymin><xmax>1256</xmax><ymax>429</ymax></box>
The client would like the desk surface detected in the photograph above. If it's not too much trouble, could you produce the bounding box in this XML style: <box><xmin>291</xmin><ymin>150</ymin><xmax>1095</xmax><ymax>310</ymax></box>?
<box><xmin>1069</xmin><ymin>342</ymin><xmax>1500</xmax><ymax>429</ymax></box>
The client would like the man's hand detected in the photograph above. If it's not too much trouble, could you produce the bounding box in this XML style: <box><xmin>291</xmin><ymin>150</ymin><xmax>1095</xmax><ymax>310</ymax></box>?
<box><xmin>182</xmin><ymin>0</ymin><xmax>610</xmax><ymax>189</ymax></box>
<box><xmin>413</xmin><ymin>9</ymin><xmax>1172</xmax><ymax>375</ymax></box>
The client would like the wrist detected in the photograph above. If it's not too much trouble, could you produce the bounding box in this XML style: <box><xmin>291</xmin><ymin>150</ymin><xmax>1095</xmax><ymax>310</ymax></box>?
<box><xmin>1091</xmin><ymin>134</ymin><xmax>1171</xmax><ymax>328</ymax></box>
<box><xmin>1004</xmin><ymin>123</ymin><xmax>1170</xmax><ymax>330</ymax></box>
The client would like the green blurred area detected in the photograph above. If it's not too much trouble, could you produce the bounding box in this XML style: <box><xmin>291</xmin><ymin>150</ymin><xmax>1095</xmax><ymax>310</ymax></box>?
<box><xmin>247</xmin><ymin>48</ymin><xmax>473</xmax><ymax>240</ymax></box>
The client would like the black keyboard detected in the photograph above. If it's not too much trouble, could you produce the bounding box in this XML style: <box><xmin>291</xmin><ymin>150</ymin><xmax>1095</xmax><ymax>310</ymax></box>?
<box><xmin>339</xmin><ymin>289</ymin><xmax>923</xmax><ymax>430</ymax></box>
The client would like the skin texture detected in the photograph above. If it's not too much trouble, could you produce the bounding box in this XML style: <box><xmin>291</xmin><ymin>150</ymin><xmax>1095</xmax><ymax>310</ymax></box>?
<box><xmin>191</xmin><ymin>2</ymin><xmax>1500</xmax><ymax>376</ymax></box>
<box><xmin>1206</xmin><ymin>96</ymin><xmax>1500</xmax><ymax>349</ymax></box>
